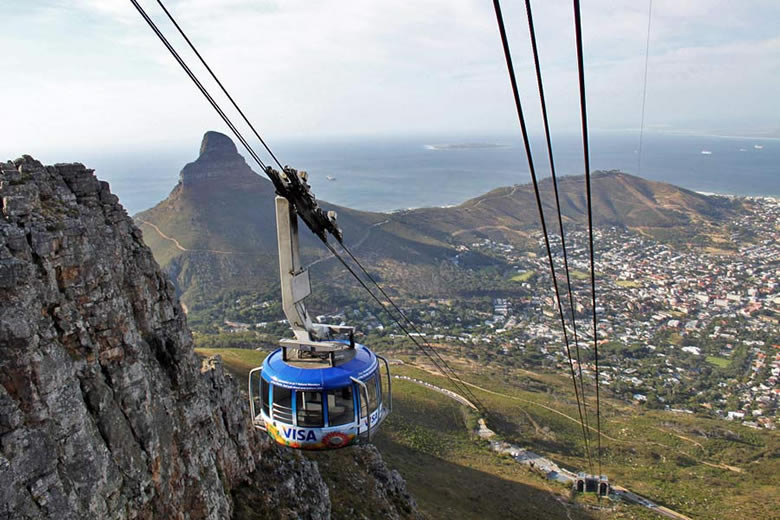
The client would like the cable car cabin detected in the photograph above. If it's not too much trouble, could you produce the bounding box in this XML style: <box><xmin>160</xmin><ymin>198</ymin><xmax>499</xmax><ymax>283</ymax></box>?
<box><xmin>575</xmin><ymin>473</ymin><xmax>610</xmax><ymax>497</ymax></box>
<box><xmin>248</xmin><ymin>340</ymin><xmax>391</xmax><ymax>450</ymax></box>
<box><xmin>247</xmin><ymin>190</ymin><xmax>391</xmax><ymax>449</ymax></box>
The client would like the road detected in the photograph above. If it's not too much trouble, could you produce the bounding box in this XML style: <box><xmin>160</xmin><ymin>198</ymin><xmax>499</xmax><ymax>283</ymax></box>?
<box><xmin>402</xmin><ymin>365</ymin><xmax>695</xmax><ymax>520</ymax></box>
<box><xmin>611</xmin><ymin>486</ymin><xmax>692</xmax><ymax>520</ymax></box>
<box><xmin>136</xmin><ymin>219</ymin><xmax>250</xmax><ymax>255</ymax></box>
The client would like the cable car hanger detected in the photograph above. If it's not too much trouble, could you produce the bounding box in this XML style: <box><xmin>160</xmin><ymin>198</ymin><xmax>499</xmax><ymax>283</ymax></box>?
<box><xmin>129</xmin><ymin>0</ymin><xmax>486</xmax><ymax>415</ymax></box>
<box><xmin>130</xmin><ymin>0</ymin><xmax>399</xmax><ymax>450</ymax></box>
<box><xmin>246</xmin><ymin>186</ymin><xmax>393</xmax><ymax>449</ymax></box>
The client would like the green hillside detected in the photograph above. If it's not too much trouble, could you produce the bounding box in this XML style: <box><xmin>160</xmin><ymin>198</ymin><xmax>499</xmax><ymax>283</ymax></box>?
<box><xmin>199</xmin><ymin>348</ymin><xmax>779</xmax><ymax>520</ymax></box>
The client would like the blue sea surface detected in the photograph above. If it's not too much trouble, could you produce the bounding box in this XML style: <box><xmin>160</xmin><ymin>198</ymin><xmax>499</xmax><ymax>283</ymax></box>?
<box><xmin>25</xmin><ymin>132</ymin><xmax>779</xmax><ymax>215</ymax></box>
<box><xmin>275</xmin><ymin>133</ymin><xmax>780</xmax><ymax>212</ymax></box>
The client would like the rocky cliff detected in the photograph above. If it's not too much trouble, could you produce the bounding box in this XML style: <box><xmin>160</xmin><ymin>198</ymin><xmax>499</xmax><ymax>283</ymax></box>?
<box><xmin>135</xmin><ymin>132</ymin><xmax>406</xmax><ymax>304</ymax></box>
<box><xmin>0</xmin><ymin>156</ymin><xmax>417</xmax><ymax>519</ymax></box>
<box><xmin>179</xmin><ymin>131</ymin><xmax>258</xmax><ymax>186</ymax></box>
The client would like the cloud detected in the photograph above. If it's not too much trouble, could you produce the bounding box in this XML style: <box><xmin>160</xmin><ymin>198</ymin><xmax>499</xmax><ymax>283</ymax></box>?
<box><xmin>1</xmin><ymin>0</ymin><xmax>779</xmax><ymax>156</ymax></box>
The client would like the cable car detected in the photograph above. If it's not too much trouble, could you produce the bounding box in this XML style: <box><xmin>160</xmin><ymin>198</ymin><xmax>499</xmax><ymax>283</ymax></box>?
<box><xmin>249</xmin><ymin>170</ymin><xmax>391</xmax><ymax>449</ymax></box>
<box><xmin>249</xmin><ymin>338</ymin><xmax>391</xmax><ymax>449</ymax></box>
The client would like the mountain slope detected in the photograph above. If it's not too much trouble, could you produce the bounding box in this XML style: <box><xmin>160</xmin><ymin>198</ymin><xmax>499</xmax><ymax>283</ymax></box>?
<box><xmin>136</xmin><ymin>132</ymin><xmax>464</xmax><ymax>302</ymax></box>
<box><xmin>136</xmin><ymin>133</ymin><xmax>739</xmax><ymax>303</ymax></box>
<box><xmin>395</xmin><ymin>170</ymin><xmax>738</xmax><ymax>245</ymax></box>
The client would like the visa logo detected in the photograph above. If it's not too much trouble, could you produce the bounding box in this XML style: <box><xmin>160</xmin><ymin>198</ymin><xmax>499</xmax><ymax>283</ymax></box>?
<box><xmin>282</xmin><ymin>427</ymin><xmax>317</xmax><ymax>442</ymax></box>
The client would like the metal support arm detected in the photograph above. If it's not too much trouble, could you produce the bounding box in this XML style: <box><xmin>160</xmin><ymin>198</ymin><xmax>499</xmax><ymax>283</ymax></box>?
<box><xmin>276</xmin><ymin>196</ymin><xmax>321</xmax><ymax>341</ymax></box>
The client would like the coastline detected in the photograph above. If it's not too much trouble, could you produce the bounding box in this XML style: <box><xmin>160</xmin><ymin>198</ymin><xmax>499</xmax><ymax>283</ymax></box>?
<box><xmin>696</xmin><ymin>190</ymin><xmax>779</xmax><ymax>202</ymax></box>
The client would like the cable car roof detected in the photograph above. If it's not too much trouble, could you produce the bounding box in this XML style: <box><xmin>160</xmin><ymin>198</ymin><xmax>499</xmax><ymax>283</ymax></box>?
<box><xmin>262</xmin><ymin>342</ymin><xmax>378</xmax><ymax>391</ymax></box>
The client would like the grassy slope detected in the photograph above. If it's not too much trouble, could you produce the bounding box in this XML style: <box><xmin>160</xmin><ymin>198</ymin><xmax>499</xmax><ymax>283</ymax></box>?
<box><xmin>395</xmin><ymin>357</ymin><xmax>779</xmax><ymax>520</ymax></box>
<box><xmin>195</xmin><ymin>347</ymin><xmax>267</xmax><ymax>373</ymax></box>
<box><xmin>706</xmin><ymin>356</ymin><xmax>732</xmax><ymax>369</ymax></box>
<box><xmin>510</xmin><ymin>270</ymin><xmax>535</xmax><ymax>282</ymax></box>
<box><xmin>375</xmin><ymin>377</ymin><xmax>588</xmax><ymax>520</ymax></box>
<box><xmin>195</xmin><ymin>348</ymin><xmax>779</xmax><ymax>520</ymax></box>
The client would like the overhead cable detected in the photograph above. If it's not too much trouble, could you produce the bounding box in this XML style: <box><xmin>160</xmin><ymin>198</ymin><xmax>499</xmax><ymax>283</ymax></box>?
<box><xmin>572</xmin><ymin>0</ymin><xmax>603</xmax><ymax>478</ymax></box>
<box><xmin>491</xmin><ymin>0</ymin><xmax>593</xmax><ymax>473</ymax></box>
<box><xmin>523</xmin><ymin>0</ymin><xmax>592</xmax><ymax>447</ymax></box>
<box><xmin>325</xmin><ymin>242</ymin><xmax>487</xmax><ymax>411</ymax></box>
<box><xmin>636</xmin><ymin>0</ymin><xmax>654</xmax><ymax>177</ymax></box>
<box><xmin>128</xmin><ymin>0</ymin><xmax>288</xmax><ymax>194</ymax></box>
<box><xmin>338</xmin><ymin>242</ymin><xmax>486</xmax><ymax>410</ymax></box>
<box><xmin>154</xmin><ymin>0</ymin><xmax>287</xmax><ymax>173</ymax></box>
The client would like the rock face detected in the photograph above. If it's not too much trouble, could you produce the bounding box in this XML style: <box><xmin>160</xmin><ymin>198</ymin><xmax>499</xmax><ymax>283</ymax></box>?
<box><xmin>180</xmin><ymin>131</ymin><xmax>257</xmax><ymax>186</ymax></box>
<box><xmin>0</xmin><ymin>156</ymin><xmax>417</xmax><ymax>519</ymax></box>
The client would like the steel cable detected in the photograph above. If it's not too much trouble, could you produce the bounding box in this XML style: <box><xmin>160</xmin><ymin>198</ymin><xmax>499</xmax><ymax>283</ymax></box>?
<box><xmin>337</xmin><ymin>242</ymin><xmax>487</xmax><ymax>410</ymax></box>
<box><xmin>491</xmin><ymin>0</ymin><xmax>593</xmax><ymax>473</ymax></box>
<box><xmin>523</xmin><ymin>0</ymin><xmax>593</xmax><ymax>448</ymax></box>
<box><xmin>154</xmin><ymin>0</ymin><xmax>287</xmax><ymax>173</ymax></box>
<box><xmin>572</xmin><ymin>0</ymin><xmax>603</xmax><ymax>477</ymax></box>
<box><xmin>129</xmin><ymin>0</ymin><xmax>289</xmax><ymax>196</ymax></box>
<box><xmin>324</xmin><ymin>242</ymin><xmax>487</xmax><ymax>411</ymax></box>
<box><xmin>637</xmin><ymin>0</ymin><xmax>654</xmax><ymax>177</ymax></box>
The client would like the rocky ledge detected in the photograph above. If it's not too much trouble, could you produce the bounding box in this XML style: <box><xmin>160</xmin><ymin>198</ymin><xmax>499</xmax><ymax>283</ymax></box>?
<box><xmin>0</xmin><ymin>155</ymin><xmax>417</xmax><ymax>519</ymax></box>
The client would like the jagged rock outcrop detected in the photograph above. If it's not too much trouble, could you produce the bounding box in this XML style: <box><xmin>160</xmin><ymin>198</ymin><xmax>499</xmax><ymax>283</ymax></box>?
<box><xmin>135</xmin><ymin>132</ymin><xmax>395</xmax><ymax>305</ymax></box>
<box><xmin>0</xmin><ymin>156</ymin><xmax>417</xmax><ymax>519</ymax></box>
<box><xmin>179</xmin><ymin>131</ymin><xmax>258</xmax><ymax>186</ymax></box>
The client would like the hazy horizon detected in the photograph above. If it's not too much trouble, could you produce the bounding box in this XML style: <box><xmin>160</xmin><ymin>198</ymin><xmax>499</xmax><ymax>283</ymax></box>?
<box><xmin>6</xmin><ymin>130</ymin><xmax>774</xmax><ymax>216</ymax></box>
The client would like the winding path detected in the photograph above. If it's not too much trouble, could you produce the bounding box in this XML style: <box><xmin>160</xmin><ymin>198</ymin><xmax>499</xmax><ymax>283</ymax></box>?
<box><xmin>306</xmin><ymin>219</ymin><xmax>390</xmax><ymax>268</ymax></box>
<box><xmin>136</xmin><ymin>219</ymin><xmax>250</xmax><ymax>255</ymax></box>
<box><xmin>137</xmin><ymin>219</ymin><xmax>187</xmax><ymax>251</ymax></box>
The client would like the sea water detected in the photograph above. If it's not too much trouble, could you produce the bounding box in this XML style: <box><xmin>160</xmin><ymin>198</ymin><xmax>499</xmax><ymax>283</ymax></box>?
<box><xmin>275</xmin><ymin>132</ymin><xmax>780</xmax><ymax>212</ymax></box>
<box><xmin>21</xmin><ymin>132</ymin><xmax>778</xmax><ymax>215</ymax></box>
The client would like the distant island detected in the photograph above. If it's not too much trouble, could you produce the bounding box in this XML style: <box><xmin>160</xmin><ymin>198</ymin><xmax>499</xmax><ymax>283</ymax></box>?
<box><xmin>424</xmin><ymin>142</ymin><xmax>509</xmax><ymax>151</ymax></box>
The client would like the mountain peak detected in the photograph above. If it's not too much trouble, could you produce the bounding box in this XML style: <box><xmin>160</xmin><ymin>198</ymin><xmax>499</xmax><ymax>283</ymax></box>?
<box><xmin>179</xmin><ymin>131</ymin><xmax>256</xmax><ymax>186</ymax></box>
<box><xmin>199</xmin><ymin>130</ymin><xmax>238</xmax><ymax>159</ymax></box>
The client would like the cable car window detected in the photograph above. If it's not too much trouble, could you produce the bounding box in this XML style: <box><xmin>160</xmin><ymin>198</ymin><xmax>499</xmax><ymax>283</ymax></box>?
<box><xmin>326</xmin><ymin>386</ymin><xmax>354</xmax><ymax>427</ymax></box>
<box><xmin>261</xmin><ymin>377</ymin><xmax>270</xmax><ymax>417</ymax></box>
<box><xmin>360</xmin><ymin>373</ymin><xmax>379</xmax><ymax>419</ymax></box>
<box><xmin>296</xmin><ymin>390</ymin><xmax>324</xmax><ymax>427</ymax></box>
<box><xmin>272</xmin><ymin>385</ymin><xmax>293</xmax><ymax>423</ymax></box>
<box><xmin>366</xmin><ymin>373</ymin><xmax>379</xmax><ymax>414</ymax></box>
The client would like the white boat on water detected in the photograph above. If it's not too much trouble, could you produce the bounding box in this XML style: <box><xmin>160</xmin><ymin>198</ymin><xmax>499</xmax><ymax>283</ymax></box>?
<box><xmin>326</xmin><ymin>175</ymin><xmax>336</xmax><ymax>181</ymax></box>
<box><xmin>700</xmin><ymin>150</ymin><xmax>712</xmax><ymax>155</ymax></box>
<box><xmin>754</xmin><ymin>145</ymin><xmax>764</xmax><ymax>150</ymax></box>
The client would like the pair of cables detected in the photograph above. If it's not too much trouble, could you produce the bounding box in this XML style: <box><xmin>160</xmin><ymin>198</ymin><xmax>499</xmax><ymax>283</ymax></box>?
<box><xmin>490</xmin><ymin>0</ymin><xmax>607</xmax><ymax>476</ymax></box>
<box><xmin>129</xmin><ymin>0</ymin><xmax>486</xmax><ymax>412</ymax></box>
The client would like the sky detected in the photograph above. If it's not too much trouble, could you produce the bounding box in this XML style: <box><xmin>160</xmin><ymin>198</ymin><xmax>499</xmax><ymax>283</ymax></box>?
<box><xmin>2</xmin><ymin>0</ymin><xmax>780</xmax><ymax>158</ymax></box>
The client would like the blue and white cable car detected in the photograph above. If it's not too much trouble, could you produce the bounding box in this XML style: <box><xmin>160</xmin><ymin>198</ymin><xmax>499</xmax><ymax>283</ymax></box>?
<box><xmin>248</xmin><ymin>170</ymin><xmax>391</xmax><ymax>450</ymax></box>
<box><xmin>249</xmin><ymin>339</ymin><xmax>391</xmax><ymax>449</ymax></box>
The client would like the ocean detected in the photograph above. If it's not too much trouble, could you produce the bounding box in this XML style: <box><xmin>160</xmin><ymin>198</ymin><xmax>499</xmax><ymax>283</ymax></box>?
<box><xmin>23</xmin><ymin>132</ymin><xmax>780</xmax><ymax>215</ymax></box>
